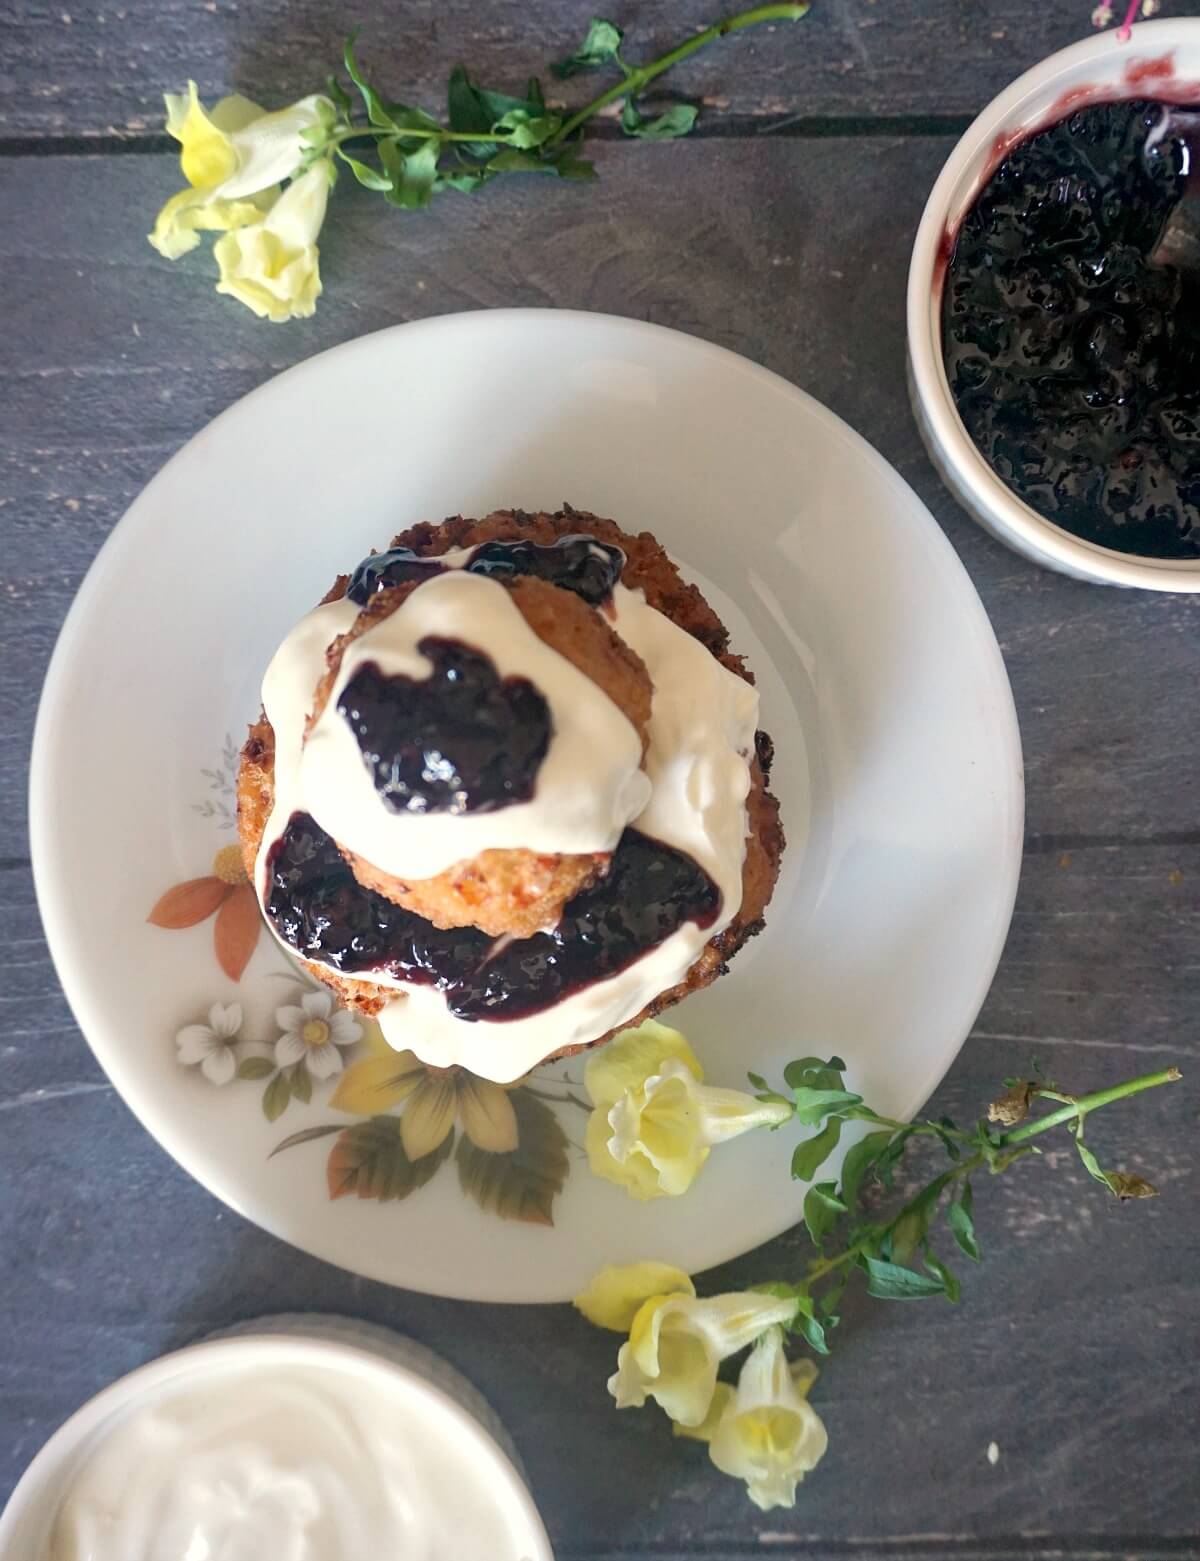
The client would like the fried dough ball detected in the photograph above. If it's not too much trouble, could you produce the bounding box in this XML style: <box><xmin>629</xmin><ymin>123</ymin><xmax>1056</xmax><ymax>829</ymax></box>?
<box><xmin>307</xmin><ymin>573</ymin><xmax>653</xmax><ymax>940</ymax></box>
<box><xmin>237</xmin><ymin>508</ymin><xmax>785</xmax><ymax>1064</ymax></box>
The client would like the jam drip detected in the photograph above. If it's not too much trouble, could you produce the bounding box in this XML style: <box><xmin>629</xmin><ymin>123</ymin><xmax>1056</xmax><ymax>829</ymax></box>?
<box><xmin>265</xmin><ymin>813</ymin><xmax>722</xmax><ymax>1023</ymax></box>
<box><xmin>943</xmin><ymin>99</ymin><xmax>1200</xmax><ymax>559</ymax></box>
<box><xmin>346</xmin><ymin>534</ymin><xmax>626</xmax><ymax>606</ymax></box>
<box><xmin>338</xmin><ymin>643</ymin><xmax>551</xmax><ymax>815</ymax></box>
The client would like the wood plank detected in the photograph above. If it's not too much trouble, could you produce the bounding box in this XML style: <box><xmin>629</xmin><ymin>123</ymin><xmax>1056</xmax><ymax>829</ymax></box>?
<box><xmin>3</xmin><ymin>140</ymin><xmax>1198</xmax><ymax>1549</ymax></box>
<box><xmin>0</xmin><ymin>0</ymin><xmax>1130</xmax><ymax>139</ymax></box>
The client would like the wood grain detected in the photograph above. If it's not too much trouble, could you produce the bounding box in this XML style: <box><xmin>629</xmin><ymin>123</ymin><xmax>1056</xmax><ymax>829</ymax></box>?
<box><xmin>0</xmin><ymin>0</ymin><xmax>1173</xmax><ymax>140</ymax></box>
<box><xmin>2</xmin><ymin>136</ymin><xmax>1198</xmax><ymax>1554</ymax></box>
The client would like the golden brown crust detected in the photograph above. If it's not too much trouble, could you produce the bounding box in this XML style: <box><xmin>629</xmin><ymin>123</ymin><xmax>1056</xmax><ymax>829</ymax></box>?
<box><xmin>236</xmin><ymin>508</ymin><xmax>785</xmax><ymax>1058</ymax></box>
<box><xmin>306</xmin><ymin>572</ymin><xmax>652</xmax><ymax>939</ymax></box>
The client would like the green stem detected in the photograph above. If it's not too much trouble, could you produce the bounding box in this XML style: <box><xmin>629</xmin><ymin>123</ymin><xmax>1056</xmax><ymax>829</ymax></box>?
<box><xmin>796</xmin><ymin>1066</ymin><xmax>1180</xmax><ymax>1292</ymax></box>
<box><xmin>329</xmin><ymin>125</ymin><xmax>513</xmax><ymax>148</ymax></box>
<box><xmin>1001</xmin><ymin>1068</ymin><xmax>1180</xmax><ymax>1145</ymax></box>
<box><xmin>546</xmin><ymin>3</ymin><xmax>809</xmax><ymax>148</ymax></box>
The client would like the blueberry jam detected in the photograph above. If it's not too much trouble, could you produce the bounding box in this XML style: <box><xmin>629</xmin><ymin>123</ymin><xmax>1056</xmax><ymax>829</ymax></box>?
<box><xmin>265</xmin><ymin>813</ymin><xmax>722</xmax><ymax>1022</ymax></box>
<box><xmin>943</xmin><ymin>99</ymin><xmax>1200</xmax><ymax>559</ymax></box>
<box><xmin>337</xmin><ymin>643</ymin><xmax>551</xmax><ymax>815</ymax></box>
<box><xmin>346</xmin><ymin>534</ymin><xmax>626</xmax><ymax>607</ymax></box>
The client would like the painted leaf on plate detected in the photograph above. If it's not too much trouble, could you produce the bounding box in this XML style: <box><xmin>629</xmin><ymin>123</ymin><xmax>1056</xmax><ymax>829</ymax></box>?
<box><xmin>327</xmin><ymin>1115</ymin><xmax>454</xmax><ymax>1201</ymax></box>
<box><xmin>454</xmin><ymin>1087</ymin><xmax>569</xmax><ymax>1226</ymax></box>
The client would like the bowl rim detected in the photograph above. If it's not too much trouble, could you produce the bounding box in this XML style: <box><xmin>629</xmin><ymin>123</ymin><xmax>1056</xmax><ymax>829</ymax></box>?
<box><xmin>907</xmin><ymin>16</ymin><xmax>1200</xmax><ymax>592</ymax></box>
<box><xmin>0</xmin><ymin>1324</ymin><xmax>554</xmax><ymax>1559</ymax></box>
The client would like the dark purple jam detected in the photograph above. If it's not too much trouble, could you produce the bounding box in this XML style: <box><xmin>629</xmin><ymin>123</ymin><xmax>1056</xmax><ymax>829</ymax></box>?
<box><xmin>338</xmin><ymin>643</ymin><xmax>551</xmax><ymax>815</ymax></box>
<box><xmin>943</xmin><ymin>99</ymin><xmax>1200</xmax><ymax>559</ymax></box>
<box><xmin>346</xmin><ymin>534</ymin><xmax>626</xmax><ymax>607</ymax></box>
<box><xmin>265</xmin><ymin>813</ymin><xmax>721</xmax><ymax>1022</ymax></box>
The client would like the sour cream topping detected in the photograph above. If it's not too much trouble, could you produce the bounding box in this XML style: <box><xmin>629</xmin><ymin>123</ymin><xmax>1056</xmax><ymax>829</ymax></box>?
<box><xmin>301</xmin><ymin>570</ymin><xmax>650</xmax><ymax>879</ymax></box>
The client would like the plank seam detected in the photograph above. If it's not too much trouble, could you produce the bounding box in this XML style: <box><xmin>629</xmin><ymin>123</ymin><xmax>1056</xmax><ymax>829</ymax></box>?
<box><xmin>0</xmin><ymin>115</ymin><xmax>974</xmax><ymax>158</ymax></box>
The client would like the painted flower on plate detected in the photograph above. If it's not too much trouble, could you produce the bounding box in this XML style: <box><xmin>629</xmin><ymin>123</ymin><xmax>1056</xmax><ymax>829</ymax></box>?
<box><xmin>275</xmin><ymin>990</ymin><xmax>362</xmax><ymax>1080</ymax></box>
<box><xmin>148</xmin><ymin>843</ymin><xmax>263</xmax><ymax>981</ymax></box>
<box><xmin>331</xmin><ymin>1035</ymin><xmax>519</xmax><ymax>1158</ymax></box>
<box><xmin>176</xmin><ymin>1001</ymin><xmax>244</xmax><ymax>1085</ymax></box>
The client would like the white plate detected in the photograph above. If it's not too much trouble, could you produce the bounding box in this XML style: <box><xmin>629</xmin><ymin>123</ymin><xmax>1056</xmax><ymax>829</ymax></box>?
<box><xmin>30</xmin><ymin>310</ymin><xmax>1023</xmax><ymax>1303</ymax></box>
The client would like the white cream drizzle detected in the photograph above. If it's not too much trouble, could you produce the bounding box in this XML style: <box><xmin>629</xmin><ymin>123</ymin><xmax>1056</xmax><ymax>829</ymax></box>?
<box><xmin>253</xmin><ymin>566</ymin><xmax>760</xmax><ymax>1085</ymax></box>
<box><xmin>301</xmin><ymin>571</ymin><xmax>650</xmax><ymax>880</ymax></box>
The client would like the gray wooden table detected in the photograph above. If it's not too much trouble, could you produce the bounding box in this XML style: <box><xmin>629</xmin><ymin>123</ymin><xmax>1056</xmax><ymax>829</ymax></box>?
<box><xmin>2</xmin><ymin>3</ymin><xmax>1198</xmax><ymax>1555</ymax></box>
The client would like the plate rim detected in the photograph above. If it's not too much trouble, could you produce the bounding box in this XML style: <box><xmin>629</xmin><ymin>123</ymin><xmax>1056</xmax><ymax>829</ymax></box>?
<box><xmin>29</xmin><ymin>307</ymin><xmax>1025</xmax><ymax>1301</ymax></box>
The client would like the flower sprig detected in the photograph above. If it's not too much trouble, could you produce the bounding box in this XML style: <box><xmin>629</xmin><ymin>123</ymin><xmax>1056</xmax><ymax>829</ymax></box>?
<box><xmin>149</xmin><ymin>4</ymin><xmax>809</xmax><ymax>321</ymax></box>
<box><xmin>576</xmin><ymin>1051</ymin><xmax>1181</xmax><ymax>1509</ymax></box>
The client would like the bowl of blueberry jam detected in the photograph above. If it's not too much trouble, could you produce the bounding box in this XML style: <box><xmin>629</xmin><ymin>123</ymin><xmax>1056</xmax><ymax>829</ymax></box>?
<box><xmin>908</xmin><ymin>19</ymin><xmax>1200</xmax><ymax>589</ymax></box>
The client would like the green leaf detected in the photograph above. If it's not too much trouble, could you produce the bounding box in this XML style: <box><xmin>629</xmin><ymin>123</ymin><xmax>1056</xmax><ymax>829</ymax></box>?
<box><xmin>491</xmin><ymin>108</ymin><xmax>561</xmax><ymax>149</ymax></box>
<box><xmin>343</xmin><ymin>34</ymin><xmax>397</xmax><ymax>131</ymax></box>
<box><xmin>862</xmin><ymin>1257</ymin><xmax>945</xmax><ymax>1300</ymax></box>
<box><xmin>337</xmin><ymin>149</ymin><xmax>393</xmax><ymax>191</ymax></box>
<box><xmin>791</xmin><ymin>1117</ymin><xmax>841</xmax><ymax>1182</ymax></box>
<box><xmin>839</xmin><ymin>1129</ymin><xmax>894</xmax><ymax>1206</ymax></box>
<box><xmin>262</xmin><ymin>1070</ymin><xmax>291</xmax><ymax>1123</ymax></box>
<box><xmin>326</xmin><ymin>73</ymin><xmax>355</xmax><ymax>119</ymax></box>
<box><xmin>621</xmin><ymin>100</ymin><xmax>699</xmax><ymax>140</ymax></box>
<box><xmin>946</xmin><ymin>1182</ymin><xmax>981</xmax><ymax>1261</ymax></box>
<box><xmin>289</xmin><ymin>1063</ymin><xmax>312</xmax><ymax>1104</ymax></box>
<box><xmin>790</xmin><ymin>1087</ymin><xmax>863</xmax><ymax>1126</ymax></box>
<box><xmin>888</xmin><ymin>1204</ymin><xmax>932</xmax><ymax>1267</ymax></box>
<box><xmin>327</xmin><ymin>1116</ymin><xmax>454</xmax><ymax>1201</ymax></box>
<box><xmin>923</xmin><ymin>1250</ymin><xmax>961</xmax><ymax>1303</ymax></box>
<box><xmin>487</xmin><ymin>148</ymin><xmax>562</xmax><ymax>175</ymax></box>
<box><xmin>1075</xmin><ymin>1134</ymin><xmax>1114</xmax><ymax>1192</ymax></box>
<box><xmin>380</xmin><ymin>139</ymin><xmax>441</xmax><ymax>208</ymax></box>
<box><xmin>237</xmin><ymin>1056</ymin><xmax>275</xmax><ymax>1081</ymax></box>
<box><xmin>553</xmin><ymin>17</ymin><xmax>624</xmax><ymax>78</ymax></box>
<box><xmin>268</xmin><ymin>1122</ymin><xmax>344</xmax><ymax>1158</ymax></box>
<box><xmin>791</xmin><ymin>1301</ymin><xmax>830</xmax><ymax>1356</ymax></box>
<box><xmin>455</xmin><ymin>1088</ymin><xmax>569</xmax><ymax>1225</ymax></box>
<box><xmin>438</xmin><ymin>167</ymin><xmax>492</xmax><ymax>194</ymax></box>
<box><xmin>447</xmin><ymin>64</ymin><xmax>546</xmax><ymax>156</ymax></box>
<box><xmin>803</xmin><ymin>1180</ymin><xmax>848</xmax><ymax>1246</ymax></box>
<box><xmin>747</xmin><ymin>1072</ymin><xmax>770</xmax><ymax>1091</ymax></box>
<box><xmin>873</xmin><ymin>1124</ymin><xmax>917</xmax><ymax>1187</ymax></box>
<box><xmin>550</xmin><ymin>149</ymin><xmax>597</xmax><ymax>180</ymax></box>
<box><xmin>784</xmin><ymin>1056</ymin><xmax>846</xmax><ymax>1089</ymax></box>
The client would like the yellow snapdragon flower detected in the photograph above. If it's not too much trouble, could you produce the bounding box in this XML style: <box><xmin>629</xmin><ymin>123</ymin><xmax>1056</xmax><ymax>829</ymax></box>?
<box><xmin>214</xmin><ymin>162</ymin><xmax>332</xmax><ymax>322</ymax></box>
<box><xmin>584</xmin><ymin>1020</ymin><xmax>792</xmax><ymax>1200</ymax></box>
<box><xmin>574</xmin><ymin>1260</ymin><xmax>798</xmax><ymax>1429</ymax></box>
<box><xmin>685</xmin><ymin>1326</ymin><xmax>828</xmax><ymax>1510</ymax></box>
<box><xmin>149</xmin><ymin>80</ymin><xmax>335</xmax><ymax>313</ymax></box>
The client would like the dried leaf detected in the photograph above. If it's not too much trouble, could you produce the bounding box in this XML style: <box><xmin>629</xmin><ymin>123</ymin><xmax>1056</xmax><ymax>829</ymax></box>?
<box><xmin>327</xmin><ymin>1116</ymin><xmax>453</xmax><ymax>1201</ymax></box>
<box><xmin>214</xmin><ymin>884</ymin><xmax>262</xmax><ymax>981</ymax></box>
<box><xmin>454</xmin><ymin>1088</ymin><xmax>568</xmax><ymax>1225</ymax></box>
<box><xmin>988</xmin><ymin>1081</ymin><xmax>1037</xmax><ymax>1127</ymax></box>
<box><xmin>147</xmin><ymin>876</ymin><xmax>228</xmax><ymax>929</ymax></box>
<box><xmin>1107</xmin><ymin>1171</ymin><xmax>1159</xmax><ymax>1201</ymax></box>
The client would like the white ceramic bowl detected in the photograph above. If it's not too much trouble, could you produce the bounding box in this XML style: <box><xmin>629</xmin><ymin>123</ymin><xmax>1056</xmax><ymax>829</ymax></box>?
<box><xmin>0</xmin><ymin>1315</ymin><xmax>554</xmax><ymax>1560</ymax></box>
<box><xmin>908</xmin><ymin>18</ymin><xmax>1200</xmax><ymax>591</ymax></box>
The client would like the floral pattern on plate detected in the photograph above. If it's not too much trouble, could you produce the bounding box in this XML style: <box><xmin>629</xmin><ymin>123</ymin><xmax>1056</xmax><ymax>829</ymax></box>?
<box><xmin>153</xmin><ymin>745</ymin><xmax>584</xmax><ymax>1226</ymax></box>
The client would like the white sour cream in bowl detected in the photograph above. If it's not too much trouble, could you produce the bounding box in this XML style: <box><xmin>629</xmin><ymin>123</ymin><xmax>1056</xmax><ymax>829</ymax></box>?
<box><xmin>0</xmin><ymin>1318</ymin><xmax>552</xmax><ymax>1561</ymax></box>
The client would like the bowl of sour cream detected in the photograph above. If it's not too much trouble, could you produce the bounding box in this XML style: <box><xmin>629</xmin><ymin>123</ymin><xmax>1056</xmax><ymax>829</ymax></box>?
<box><xmin>0</xmin><ymin>1315</ymin><xmax>553</xmax><ymax>1561</ymax></box>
